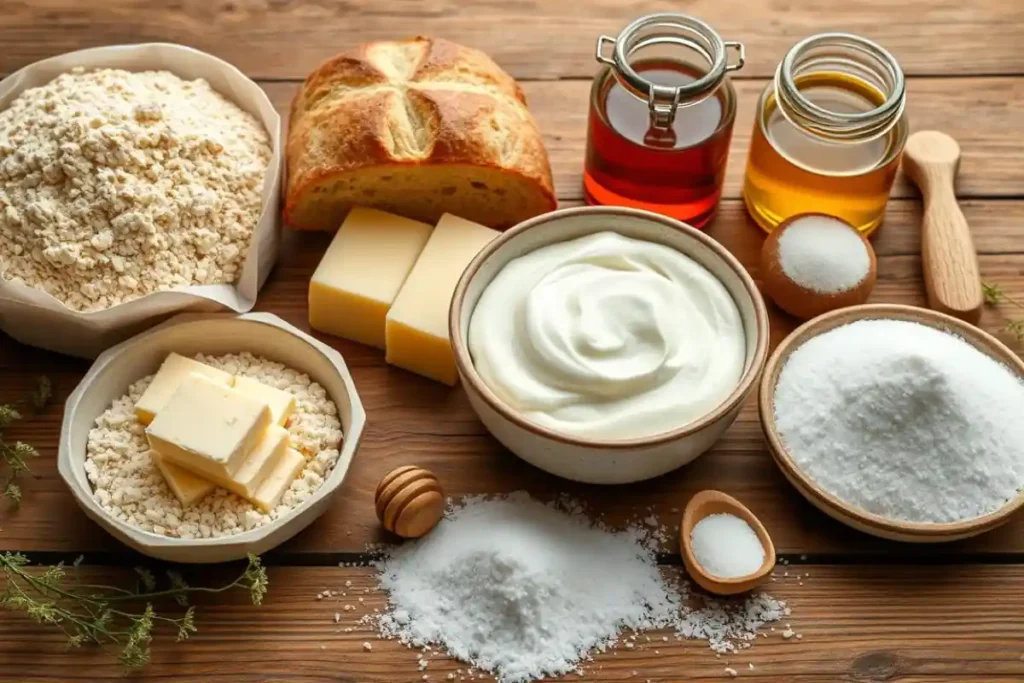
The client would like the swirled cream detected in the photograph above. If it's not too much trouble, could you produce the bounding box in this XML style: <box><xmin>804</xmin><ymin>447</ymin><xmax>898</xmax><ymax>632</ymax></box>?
<box><xmin>468</xmin><ymin>231</ymin><xmax>746</xmax><ymax>440</ymax></box>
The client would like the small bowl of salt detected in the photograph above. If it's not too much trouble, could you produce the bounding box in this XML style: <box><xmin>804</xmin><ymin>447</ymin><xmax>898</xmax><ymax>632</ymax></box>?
<box><xmin>680</xmin><ymin>490</ymin><xmax>776</xmax><ymax>595</ymax></box>
<box><xmin>761</xmin><ymin>213</ymin><xmax>877</xmax><ymax>320</ymax></box>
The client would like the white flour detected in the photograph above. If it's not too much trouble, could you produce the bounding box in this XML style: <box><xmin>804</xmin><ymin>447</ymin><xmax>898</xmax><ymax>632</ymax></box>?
<box><xmin>774</xmin><ymin>319</ymin><xmax>1024</xmax><ymax>523</ymax></box>
<box><xmin>369</xmin><ymin>494</ymin><xmax>786</xmax><ymax>682</ymax></box>
<box><xmin>777</xmin><ymin>214</ymin><xmax>870</xmax><ymax>294</ymax></box>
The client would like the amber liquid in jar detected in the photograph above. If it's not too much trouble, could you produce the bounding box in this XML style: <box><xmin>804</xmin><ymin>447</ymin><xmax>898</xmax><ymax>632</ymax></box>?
<box><xmin>584</xmin><ymin>59</ymin><xmax>734</xmax><ymax>228</ymax></box>
<box><xmin>744</xmin><ymin>72</ymin><xmax>903</xmax><ymax>235</ymax></box>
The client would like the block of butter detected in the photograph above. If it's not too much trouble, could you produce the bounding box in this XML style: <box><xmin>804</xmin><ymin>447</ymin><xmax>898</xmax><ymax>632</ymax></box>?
<box><xmin>146</xmin><ymin>374</ymin><xmax>271</xmax><ymax>481</ymax></box>
<box><xmin>232</xmin><ymin>376</ymin><xmax>297</xmax><ymax>427</ymax></box>
<box><xmin>308</xmin><ymin>207</ymin><xmax>433</xmax><ymax>348</ymax></box>
<box><xmin>135</xmin><ymin>353</ymin><xmax>232</xmax><ymax>425</ymax></box>
<box><xmin>156</xmin><ymin>455</ymin><xmax>214</xmax><ymax>507</ymax></box>
<box><xmin>386</xmin><ymin>213</ymin><xmax>499</xmax><ymax>385</ymax></box>
<box><xmin>252</xmin><ymin>447</ymin><xmax>306</xmax><ymax>512</ymax></box>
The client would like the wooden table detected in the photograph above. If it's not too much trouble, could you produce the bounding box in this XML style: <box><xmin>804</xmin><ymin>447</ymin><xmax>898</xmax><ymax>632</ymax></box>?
<box><xmin>3</xmin><ymin>1</ymin><xmax>1024</xmax><ymax>680</ymax></box>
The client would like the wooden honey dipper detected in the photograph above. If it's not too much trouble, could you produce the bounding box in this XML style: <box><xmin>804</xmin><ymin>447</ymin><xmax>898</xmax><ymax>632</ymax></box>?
<box><xmin>902</xmin><ymin>130</ymin><xmax>984</xmax><ymax>324</ymax></box>
<box><xmin>374</xmin><ymin>465</ymin><xmax>445</xmax><ymax>539</ymax></box>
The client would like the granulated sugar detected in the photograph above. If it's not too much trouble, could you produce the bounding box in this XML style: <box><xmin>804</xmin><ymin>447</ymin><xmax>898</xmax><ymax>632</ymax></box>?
<box><xmin>777</xmin><ymin>214</ymin><xmax>870</xmax><ymax>294</ymax></box>
<box><xmin>774</xmin><ymin>319</ymin><xmax>1024</xmax><ymax>523</ymax></box>
<box><xmin>690</xmin><ymin>513</ymin><xmax>765</xmax><ymax>579</ymax></box>
<box><xmin>368</xmin><ymin>493</ymin><xmax>786</xmax><ymax>682</ymax></box>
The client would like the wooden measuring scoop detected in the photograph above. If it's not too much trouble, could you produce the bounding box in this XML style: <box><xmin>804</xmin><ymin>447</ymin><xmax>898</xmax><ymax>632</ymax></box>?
<box><xmin>902</xmin><ymin>131</ymin><xmax>983</xmax><ymax>324</ymax></box>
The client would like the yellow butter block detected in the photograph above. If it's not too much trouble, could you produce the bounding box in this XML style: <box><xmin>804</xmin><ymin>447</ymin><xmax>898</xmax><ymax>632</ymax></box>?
<box><xmin>232</xmin><ymin>376</ymin><xmax>297</xmax><ymax>427</ymax></box>
<box><xmin>155</xmin><ymin>454</ymin><xmax>215</xmax><ymax>507</ymax></box>
<box><xmin>146</xmin><ymin>374</ymin><xmax>271</xmax><ymax>481</ymax></box>
<box><xmin>308</xmin><ymin>207</ymin><xmax>433</xmax><ymax>348</ymax></box>
<box><xmin>386</xmin><ymin>213</ymin><xmax>499</xmax><ymax>385</ymax></box>
<box><xmin>252</xmin><ymin>447</ymin><xmax>306</xmax><ymax>512</ymax></box>
<box><xmin>217</xmin><ymin>424</ymin><xmax>290</xmax><ymax>498</ymax></box>
<box><xmin>135</xmin><ymin>352</ymin><xmax>232</xmax><ymax>425</ymax></box>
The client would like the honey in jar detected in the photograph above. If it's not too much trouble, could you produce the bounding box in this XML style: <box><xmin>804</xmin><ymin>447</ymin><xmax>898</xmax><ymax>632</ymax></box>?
<box><xmin>584</xmin><ymin>14</ymin><xmax>745</xmax><ymax>228</ymax></box>
<box><xmin>743</xmin><ymin>33</ymin><xmax>909</xmax><ymax>235</ymax></box>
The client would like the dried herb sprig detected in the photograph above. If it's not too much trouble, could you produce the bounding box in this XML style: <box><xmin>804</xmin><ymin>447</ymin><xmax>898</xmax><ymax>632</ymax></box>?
<box><xmin>983</xmin><ymin>282</ymin><xmax>1024</xmax><ymax>342</ymax></box>
<box><xmin>0</xmin><ymin>552</ymin><xmax>268</xmax><ymax>667</ymax></box>
<box><xmin>0</xmin><ymin>376</ymin><xmax>52</xmax><ymax>506</ymax></box>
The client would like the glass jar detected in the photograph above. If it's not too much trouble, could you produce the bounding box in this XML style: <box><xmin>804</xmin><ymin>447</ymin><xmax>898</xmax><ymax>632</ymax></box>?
<box><xmin>742</xmin><ymin>33</ymin><xmax>909</xmax><ymax>235</ymax></box>
<box><xmin>583</xmin><ymin>14</ymin><xmax>745</xmax><ymax>228</ymax></box>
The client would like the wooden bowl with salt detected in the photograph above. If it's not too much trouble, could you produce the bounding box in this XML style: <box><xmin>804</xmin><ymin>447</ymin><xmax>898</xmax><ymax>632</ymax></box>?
<box><xmin>759</xmin><ymin>304</ymin><xmax>1024</xmax><ymax>543</ymax></box>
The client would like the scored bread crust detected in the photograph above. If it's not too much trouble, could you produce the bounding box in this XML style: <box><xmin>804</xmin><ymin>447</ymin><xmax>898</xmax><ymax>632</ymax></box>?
<box><xmin>286</xmin><ymin>36</ymin><xmax>557</xmax><ymax>230</ymax></box>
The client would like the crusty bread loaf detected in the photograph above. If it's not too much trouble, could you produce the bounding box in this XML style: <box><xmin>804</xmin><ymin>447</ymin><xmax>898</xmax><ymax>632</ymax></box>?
<box><xmin>286</xmin><ymin>37</ymin><xmax>556</xmax><ymax>231</ymax></box>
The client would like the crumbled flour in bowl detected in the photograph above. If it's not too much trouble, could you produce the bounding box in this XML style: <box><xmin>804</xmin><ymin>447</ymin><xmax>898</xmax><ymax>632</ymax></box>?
<box><xmin>84</xmin><ymin>352</ymin><xmax>343</xmax><ymax>538</ymax></box>
<box><xmin>0</xmin><ymin>67</ymin><xmax>271</xmax><ymax>311</ymax></box>
<box><xmin>368</xmin><ymin>494</ymin><xmax>786</xmax><ymax>683</ymax></box>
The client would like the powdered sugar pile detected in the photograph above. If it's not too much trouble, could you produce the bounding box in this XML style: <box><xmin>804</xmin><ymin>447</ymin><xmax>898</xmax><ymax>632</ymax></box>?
<box><xmin>774</xmin><ymin>319</ymin><xmax>1024</xmax><ymax>522</ymax></box>
<box><xmin>368</xmin><ymin>493</ymin><xmax>786</xmax><ymax>682</ymax></box>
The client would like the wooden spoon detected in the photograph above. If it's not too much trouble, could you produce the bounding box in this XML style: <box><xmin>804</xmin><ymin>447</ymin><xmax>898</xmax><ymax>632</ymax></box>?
<box><xmin>680</xmin><ymin>490</ymin><xmax>776</xmax><ymax>595</ymax></box>
<box><xmin>902</xmin><ymin>131</ymin><xmax>983</xmax><ymax>324</ymax></box>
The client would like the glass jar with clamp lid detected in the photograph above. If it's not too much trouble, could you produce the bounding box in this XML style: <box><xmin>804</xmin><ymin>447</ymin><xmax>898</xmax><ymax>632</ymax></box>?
<box><xmin>584</xmin><ymin>14</ymin><xmax>745</xmax><ymax>228</ymax></box>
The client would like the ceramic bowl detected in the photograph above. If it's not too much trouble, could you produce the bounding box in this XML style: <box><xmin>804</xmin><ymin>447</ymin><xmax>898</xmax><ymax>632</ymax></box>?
<box><xmin>450</xmin><ymin>206</ymin><xmax>770</xmax><ymax>484</ymax></box>
<box><xmin>58</xmin><ymin>312</ymin><xmax>365</xmax><ymax>563</ymax></box>
<box><xmin>759</xmin><ymin>304</ymin><xmax>1024</xmax><ymax>542</ymax></box>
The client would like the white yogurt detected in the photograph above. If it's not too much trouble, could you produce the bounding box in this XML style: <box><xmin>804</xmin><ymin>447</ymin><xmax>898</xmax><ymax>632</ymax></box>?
<box><xmin>467</xmin><ymin>231</ymin><xmax>746</xmax><ymax>441</ymax></box>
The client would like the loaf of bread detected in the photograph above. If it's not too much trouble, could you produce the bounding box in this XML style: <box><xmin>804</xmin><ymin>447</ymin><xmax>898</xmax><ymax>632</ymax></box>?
<box><xmin>286</xmin><ymin>37</ymin><xmax>557</xmax><ymax>231</ymax></box>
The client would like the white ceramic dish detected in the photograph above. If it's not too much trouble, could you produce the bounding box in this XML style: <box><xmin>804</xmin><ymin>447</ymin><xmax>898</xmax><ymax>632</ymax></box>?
<box><xmin>450</xmin><ymin>206</ymin><xmax>770</xmax><ymax>484</ymax></box>
<box><xmin>58</xmin><ymin>312</ymin><xmax>365</xmax><ymax>563</ymax></box>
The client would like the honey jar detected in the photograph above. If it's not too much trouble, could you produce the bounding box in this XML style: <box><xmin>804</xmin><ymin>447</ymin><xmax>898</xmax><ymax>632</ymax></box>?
<box><xmin>742</xmin><ymin>33</ymin><xmax>909</xmax><ymax>235</ymax></box>
<box><xmin>583</xmin><ymin>14</ymin><xmax>745</xmax><ymax>228</ymax></box>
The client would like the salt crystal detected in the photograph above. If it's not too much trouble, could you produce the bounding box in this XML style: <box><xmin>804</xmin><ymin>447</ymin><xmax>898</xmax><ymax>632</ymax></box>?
<box><xmin>690</xmin><ymin>513</ymin><xmax>765</xmax><ymax>579</ymax></box>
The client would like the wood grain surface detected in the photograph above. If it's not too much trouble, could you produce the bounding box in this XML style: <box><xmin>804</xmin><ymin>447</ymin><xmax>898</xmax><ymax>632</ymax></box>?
<box><xmin>2</xmin><ymin>1</ymin><xmax>1024</xmax><ymax>680</ymax></box>
<box><xmin>3</xmin><ymin>0</ymin><xmax>1023</xmax><ymax>79</ymax></box>
<box><xmin>1</xmin><ymin>565</ymin><xmax>1023</xmax><ymax>681</ymax></box>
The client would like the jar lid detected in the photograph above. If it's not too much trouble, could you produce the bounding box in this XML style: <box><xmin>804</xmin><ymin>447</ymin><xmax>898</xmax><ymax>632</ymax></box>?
<box><xmin>596</xmin><ymin>13</ymin><xmax>745</xmax><ymax>130</ymax></box>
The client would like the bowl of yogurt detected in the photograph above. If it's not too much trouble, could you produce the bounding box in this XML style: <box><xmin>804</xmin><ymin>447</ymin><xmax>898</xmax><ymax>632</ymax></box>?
<box><xmin>450</xmin><ymin>206</ymin><xmax>769</xmax><ymax>484</ymax></box>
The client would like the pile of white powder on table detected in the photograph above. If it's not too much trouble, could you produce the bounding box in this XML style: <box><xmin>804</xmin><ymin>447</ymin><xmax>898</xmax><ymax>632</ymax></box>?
<box><xmin>0</xmin><ymin>67</ymin><xmax>271</xmax><ymax>311</ymax></box>
<box><xmin>368</xmin><ymin>493</ymin><xmax>786</xmax><ymax>683</ymax></box>
<box><xmin>773</xmin><ymin>319</ymin><xmax>1024</xmax><ymax>523</ymax></box>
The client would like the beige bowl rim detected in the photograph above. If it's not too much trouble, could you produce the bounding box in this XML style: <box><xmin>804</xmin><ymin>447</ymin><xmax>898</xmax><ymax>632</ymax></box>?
<box><xmin>449</xmin><ymin>205</ymin><xmax>770</xmax><ymax>450</ymax></box>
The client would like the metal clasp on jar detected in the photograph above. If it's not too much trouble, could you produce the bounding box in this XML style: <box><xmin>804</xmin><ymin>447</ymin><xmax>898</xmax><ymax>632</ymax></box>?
<box><xmin>596</xmin><ymin>13</ymin><xmax>744</xmax><ymax>130</ymax></box>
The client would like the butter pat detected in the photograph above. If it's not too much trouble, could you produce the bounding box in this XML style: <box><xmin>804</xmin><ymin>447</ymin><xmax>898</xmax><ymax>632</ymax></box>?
<box><xmin>146</xmin><ymin>374</ymin><xmax>271</xmax><ymax>481</ymax></box>
<box><xmin>309</xmin><ymin>207</ymin><xmax>433</xmax><ymax>348</ymax></box>
<box><xmin>232</xmin><ymin>376</ymin><xmax>297</xmax><ymax>427</ymax></box>
<box><xmin>217</xmin><ymin>425</ymin><xmax>290</xmax><ymax>498</ymax></box>
<box><xmin>156</xmin><ymin>455</ymin><xmax>214</xmax><ymax>507</ymax></box>
<box><xmin>252</xmin><ymin>447</ymin><xmax>306</xmax><ymax>512</ymax></box>
<box><xmin>135</xmin><ymin>353</ymin><xmax>232</xmax><ymax>425</ymax></box>
<box><xmin>386</xmin><ymin>213</ymin><xmax>499</xmax><ymax>385</ymax></box>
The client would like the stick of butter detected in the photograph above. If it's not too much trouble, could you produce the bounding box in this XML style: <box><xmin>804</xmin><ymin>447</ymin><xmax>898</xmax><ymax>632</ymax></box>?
<box><xmin>232</xmin><ymin>376</ymin><xmax>297</xmax><ymax>427</ymax></box>
<box><xmin>135</xmin><ymin>353</ymin><xmax>232</xmax><ymax>425</ymax></box>
<box><xmin>385</xmin><ymin>213</ymin><xmax>499</xmax><ymax>385</ymax></box>
<box><xmin>146</xmin><ymin>374</ymin><xmax>271</xmax><ymax>481</ymax></box>
<box><xmin>308</xmin><ymin>207</ymin><xmax>433</xmax><ymax>348</ymax></box>
<box><xmin>252</xmin><ymin>447</ymin><xmax>306</xmax><ymax>512</ymax></box>
<box><xmin>155</xmin><ymin>455</ymin><xmax>215</xmax><ymax>507</ymax></box>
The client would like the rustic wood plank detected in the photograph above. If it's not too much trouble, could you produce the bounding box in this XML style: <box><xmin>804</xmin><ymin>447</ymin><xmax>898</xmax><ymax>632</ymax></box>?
<box><xmin>3</xmin><ymin>0</ymin><xmax>1024</xmax><ymax>80</ymax></box>
<box><xmin>256</xmin><ymin>78</ymin><xmax>1024</xmax><ymax>201</ymax></box>
<box><xmin>1</xmin><ymin>564</ymin><xmax>1023</xmax><ymax>681</ymax></box>
<box><xmin>2</xmin><ymin>238</ymin><xmax>1023</xmax><ymax>557</ymax></box>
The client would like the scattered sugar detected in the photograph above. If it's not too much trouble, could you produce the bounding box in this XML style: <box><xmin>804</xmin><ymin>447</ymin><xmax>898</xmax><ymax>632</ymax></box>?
<box><xmin>777</xmin><ymin>214</ymin><xmax>870</xmax><ymax>294</ymax></box>
<box><xmin>775</xmin><ymin>319</ymin><xmax>1024</xmax><ymax>523</ymax></box>
<box><xmin>690</xmin><ymin>513</ymin><xmax>765</xmax><ymax>579</ymax></box>
<box><xmin>367</xmin><ymin>494</ymin><xmax>786</xmax><ymax>682</ymax></box>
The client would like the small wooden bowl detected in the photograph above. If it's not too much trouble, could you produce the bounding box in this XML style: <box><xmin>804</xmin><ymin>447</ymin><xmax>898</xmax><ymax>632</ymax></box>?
<box><xmin>759</xmin><ymin>304</ymin><xmax>1024</xmax><ymax>543</ymax></box>
<box><xmin>761</xmin><ymin>213</ymin><xmax>877</xmax><ymax>321</ymax></box>
<box><xmin>680</xmin><ymin>490</ymin><xmax>776</xmax><ymax>595</ymax></box>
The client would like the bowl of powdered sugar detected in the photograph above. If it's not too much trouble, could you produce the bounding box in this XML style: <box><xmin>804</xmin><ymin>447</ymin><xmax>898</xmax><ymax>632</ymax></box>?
<box><xmin>759</xmin><ymin>304</ymin><xmax>1024</xmax><ymax>542</ymax></box>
